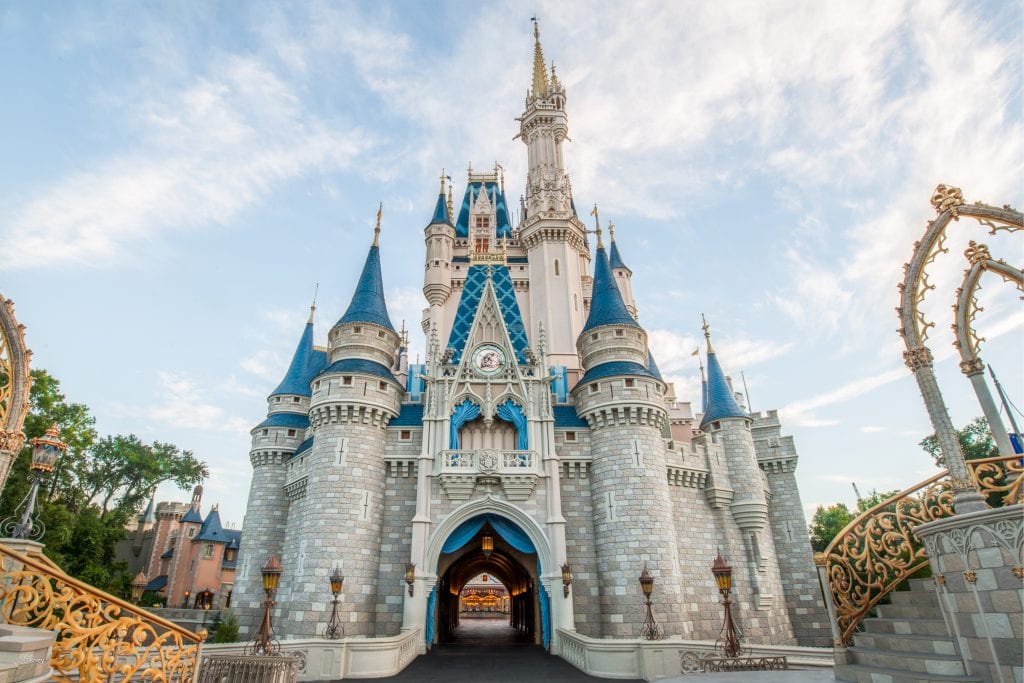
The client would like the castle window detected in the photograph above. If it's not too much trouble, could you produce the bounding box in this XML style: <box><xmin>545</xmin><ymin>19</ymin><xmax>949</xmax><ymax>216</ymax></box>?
<box><xmin>343</xmin><ymin>376</ymin><xmax>353</xmax><ymax>386</ymax></box>
<box><xmin>187</xmin><ymin>528</ymin><xmax>195</xmax><ymax>537</ymax></box>
<box><xmin>475</xmin><ymin>216</ymin><xmax>490</xmax><ymax>228</ymax></box>
<box><xmin>293</xmin><ymin>396</ymin><xmax>300</xmax><ymax>403</ymax></box>
<box><xmin>434</xmin><ymin>260</ymin><xmax>440</xmax><ymax>266</ymax></box>
<box><xmin>225</xmin><ymin>548</ymin><xmax>236</xmax><ymax>562</ymax></box>
<box><xmin>554</xmin><ymin>259</ymin><xmax>560</xmax><ymax>276</ymax></box>
<box><xmin>474</xmin><ymin>238</ymin><xmax>489</xmax><ymax>252</ymax></box>
<box><xmin>379</xmin><ymin>381</ymin><xmax>388</xmax><ymax>391</ymax></box>
<box><xmin>615</xmin><ymin>329</ymin><xmax>624</xmax><ymax>337</ymax></box>
<box><xmin>566</xmin><ymin>431</ymin><xmax>577</xmax><ymax>442</ymax></box>
<box><xmin>274</xmin><ymin>397</ymin><xmax>281</xmax><ymax>402</ymax></box>
<box><xmin>261</xmin><ymin>429</ymin><xmax>268</xmax><ymax>436</ymax></box>
<box><xmin>713</xmin><ymin>421</ymin><xmax>721</xmax><ymax>430</ymax></box>
<box><xmin>354</xmin><ymin>326</ymin><xmax>362</xmax><ymax>333</ymax></box>
<box><xmin>314</xmin><ymin>381</ymin><xmax>320</xmax><ymax>391</ymax></box>
<box><xmin>625</xmin><ymin>378</ymin><xmax>635</xmax><ymax>388</ymax></box>
<box><xmin>287</xmin><ymin>429</ymin><xmax>296</xmax><ymax>437</ymax></box>
<box><xmin>589</xmin><ymin>383</ymin><xmax>599</xmax><ymax>394</ymax></box>
<box><xmin>591</xmin><ymin>333</ymin><xmax>598</xmax><ymax>341</ymax></box>
<box><xmin>400</xmin><ymin>430</ymin><xmax>411</xmax><ymax>440</ymax></box>
<box><xmin>203</xmin><ymin>544</ymin><xmax>214</xmax><ymax>559</ymax></box>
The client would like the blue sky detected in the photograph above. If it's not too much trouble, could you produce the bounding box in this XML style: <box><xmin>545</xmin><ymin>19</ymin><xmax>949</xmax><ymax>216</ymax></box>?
<box><xmin>1</xmin><ymin>1</ymin><xmax>1021</xmax><ymax>530</ymax></box>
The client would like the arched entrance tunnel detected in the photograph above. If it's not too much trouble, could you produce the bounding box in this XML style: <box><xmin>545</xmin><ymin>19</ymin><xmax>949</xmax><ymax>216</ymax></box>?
<box><xmin>430</xmin><ymin>513</ymin><xmax>550</xmax><ymax>648</ymax></box>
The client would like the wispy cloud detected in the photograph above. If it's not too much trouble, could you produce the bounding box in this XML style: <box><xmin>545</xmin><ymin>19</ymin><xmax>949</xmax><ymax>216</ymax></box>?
<box><xmin>0</xmin><ymin>55</ymin><xmax>372</xmax><ymax>270</ymax></box>
<box><xmin>110</xmin><ymin>371</ymin><xmax>251</xmax><ymax>433</ymax></box>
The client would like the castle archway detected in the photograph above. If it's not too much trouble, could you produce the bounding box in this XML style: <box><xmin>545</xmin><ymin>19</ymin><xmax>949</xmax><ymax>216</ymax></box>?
<box><xmin>425</xmin><ymin>506</ymin><xmax>552</xmax><ymax>649</ymax></box>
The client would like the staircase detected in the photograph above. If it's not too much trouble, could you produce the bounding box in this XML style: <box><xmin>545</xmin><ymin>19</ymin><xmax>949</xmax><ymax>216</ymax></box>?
<box><xmin>835</xmin><ymin>578</ymin><xmax>979</xmax><ymax>683</ymax></box>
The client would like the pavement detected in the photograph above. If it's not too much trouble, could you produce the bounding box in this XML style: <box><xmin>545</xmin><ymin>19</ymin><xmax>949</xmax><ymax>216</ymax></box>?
<box><xmin>367</xmin><ymin>617</ymin><xmax>836</xmax><ymax>682</ymax></box>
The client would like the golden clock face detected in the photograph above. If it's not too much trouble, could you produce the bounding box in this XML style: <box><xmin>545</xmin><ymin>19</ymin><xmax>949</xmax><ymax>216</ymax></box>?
<box><xmin>472</xmin><ymin>345</ymin><xmax>505</xmax><ymax>374</ymax></box>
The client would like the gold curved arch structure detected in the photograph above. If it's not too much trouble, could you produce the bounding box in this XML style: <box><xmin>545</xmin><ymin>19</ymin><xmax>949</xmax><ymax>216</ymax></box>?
<box><xmin>822</xmin><ymin>454</ymin><xmax>1023</xmax><ymax>645</ymax></box>
<box><xmin>896</xmin><ymin>186</ymin><xmax>1023</xmax><ymax>512</ymax></box>
<box><xmin>0</xmin><ymin>295</ymin><xmax>32</xmax><ymax>493</ymax></box>
<box><xmin>952</xmin><ymin>243</ymin><xmax>1024</xmax><ymax>456</ymax></box>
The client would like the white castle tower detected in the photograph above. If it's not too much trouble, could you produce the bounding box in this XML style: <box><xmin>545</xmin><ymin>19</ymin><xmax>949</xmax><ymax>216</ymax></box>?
<box><xmin>234</xmin><ymin>21</ymin><xmax>829</xmax><ymax>654</ymax></box>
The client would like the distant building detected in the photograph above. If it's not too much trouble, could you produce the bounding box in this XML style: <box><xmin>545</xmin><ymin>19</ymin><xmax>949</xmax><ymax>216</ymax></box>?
<box><xmin>117</xmin><ymin>485</ymin><xmax>240</xmax><ymax>610</ymax></box>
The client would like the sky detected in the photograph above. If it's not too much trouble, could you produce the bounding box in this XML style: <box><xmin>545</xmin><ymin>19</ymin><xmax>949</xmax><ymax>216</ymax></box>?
<box><xmin>1</xmin><ymin>1</ymin><xmax>1021</xmax><ymax>532</ymax></box>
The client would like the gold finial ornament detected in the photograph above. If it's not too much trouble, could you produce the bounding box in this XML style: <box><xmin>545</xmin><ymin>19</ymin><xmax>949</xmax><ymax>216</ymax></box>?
<box><xmin>963</xmin><ymin>240</ymin><xmax>991</xmax><ymax>265</ymax></box>
<box><xmin>930</xmin><ymin>184</ymin><xmax>964</xmax><ymax>217</ymax></box>
<box><xmin>308</xmin><ymin>283</ymin><xmax>319</xmax><ymax>323</ymax></box>
<box><xmin>608</xmin><ymin>222</ymin><xmax>615</xmax><ymax>242</ymax></box>
<box><xmin>440</xmin><ymin>168</ymin><xmax>446</xmax><ymax>195</ymax></box>
<box><xmin>447</xmin><ymin>181</ymin><xmax>454</xmax><ymax>221</ymax></box>
<box><xmin>701</xmin><ymin>314</ymin><xmax>715</xmax><ymax>354</ymax></box>
<box><xmin>531</xmin><ymin>18</ymin><xmax>549</xmax><ymax>97</ymax></box>
<box><xmin>373</xmin><ymin>202</ymin><xmax>383</xmax><ymax>247</ymax></box>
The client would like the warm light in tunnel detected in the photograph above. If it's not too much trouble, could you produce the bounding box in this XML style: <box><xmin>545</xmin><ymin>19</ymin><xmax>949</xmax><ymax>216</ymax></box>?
<box><xmin>481</xmin><ymin>534</ymin><xmax>494</xmax><ymax>558</ymax></box>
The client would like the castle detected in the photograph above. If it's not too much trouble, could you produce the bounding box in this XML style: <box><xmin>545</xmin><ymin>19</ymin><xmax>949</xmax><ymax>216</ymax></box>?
<box><xmin>233</xmin><ymin>23</ymin><xmax>829</xmax><ymax>651</ymax></box>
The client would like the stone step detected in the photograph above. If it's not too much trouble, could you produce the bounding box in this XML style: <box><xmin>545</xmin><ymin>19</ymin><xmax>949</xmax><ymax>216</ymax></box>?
<box><xmin>853</xmin><ymin>631</ymin><xmax>958</xmax><ymax>655</ymax></box>
<box><xmin>890</xmin><ymin>588</ymin><xmax>937</xmax><ymax>605</ymax></box>
<box><xmin>847</xmin><ymin>646</ymin><xmax>968</xmax><ymax>677</ymax></box>
<box><xmin>835</xmin><ymin>662</ymin><xmax>982</xmax><ymax>683</ymax></box>
<box><xmin>876</xmin><ymin>601</ymin><xmax>944</xmax><ymax>620</ymax></box>
<box><xmin>863</xmin><ymin>617</ymin><xmax>951</xmax><ymax>637</ymax></box>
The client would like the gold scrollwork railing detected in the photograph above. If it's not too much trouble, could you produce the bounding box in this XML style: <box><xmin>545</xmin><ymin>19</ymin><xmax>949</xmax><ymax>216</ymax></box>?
<box><xmin>0</xmin><ymin>541</ymin><xmax>204</xmax><ymax>681</ymax></box>
<box><xmin>824</xmin><ymin>453</ymin><xmax>1023</xmax><ymax>645</ymax></box>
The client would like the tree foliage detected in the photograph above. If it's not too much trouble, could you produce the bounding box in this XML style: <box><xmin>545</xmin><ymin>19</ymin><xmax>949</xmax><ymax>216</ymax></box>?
<box><xmin>809</xmin><ymin>503</ymin><xmax>854</xmax><ymax>552</ymax></box>
<box><xmin>919</xmin><ymin>416</ymin><xmax>999</xmax><ymax>468</ymax></box>
<box><xmin>0</xmin><ymin>369</ymin><xmax>208</xmax><ymax>595</ymax></box>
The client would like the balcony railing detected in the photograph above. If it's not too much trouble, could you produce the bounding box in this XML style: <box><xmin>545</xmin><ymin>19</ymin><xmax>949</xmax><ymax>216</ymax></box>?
<box><xmin>441</xmin><ymin>450</ymin><xmax>534</xmax><ymax>471</ymax></box>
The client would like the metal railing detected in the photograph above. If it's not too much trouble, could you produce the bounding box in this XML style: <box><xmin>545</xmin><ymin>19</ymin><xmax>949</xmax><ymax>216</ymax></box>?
<box><xmin>821</xmin><ymin>453</ymin><xmax>1022</xmax><ymax>645</ymax></box>
<box><xmin>0</xmin><ymin>541</ymin><xmax>204</xmax><ymax>681</ymax></box>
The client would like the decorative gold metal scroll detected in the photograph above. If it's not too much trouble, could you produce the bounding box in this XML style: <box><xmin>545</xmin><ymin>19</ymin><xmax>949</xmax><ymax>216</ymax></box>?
<box><xmin>0</xmin><ymin>296</ymin><xmax>32</xmax><ymax>467</ymax></box>
<box><xmin>0</xmin><ymin>542</ymin><xmax>204</xmax><ymax>682</ymax></box>
<box><xmin>823</xmin><ymin>453</ymin><xmax>1023</xmax><ymax>644</ymax></box>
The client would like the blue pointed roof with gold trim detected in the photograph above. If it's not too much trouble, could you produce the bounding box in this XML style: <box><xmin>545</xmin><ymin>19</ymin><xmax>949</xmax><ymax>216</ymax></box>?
<box><xmin>337</xmin><ymin>244</ymin><xmax>395</xmax><ymax>331</ymax></box>
<box><xmin>699</xmin><ymin>328</ymin><xmax>748</xmax><ymax>427</ymax></box>
<box><xmin>582</xmin><ymin>245</ymin><xmax>640</xmax><ymax>333</ymax></box>
<box><xmin>430</xmin><ymin>192</ymin><xmax>451</xmax><ymax>226</ymax></box>
<box><xmin>271</xmin><ymin>311</ymin><xmax>326</xmax><ymax>397</ymax></box>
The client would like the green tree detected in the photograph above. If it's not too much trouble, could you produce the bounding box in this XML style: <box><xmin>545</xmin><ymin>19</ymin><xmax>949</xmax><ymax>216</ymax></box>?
<box><xmin>0</xmin><ymin>369</ymin><xmax>207</xmax><ymax>595</ymax></box>
<box><xmin>210</xmin><ymin>613</ymin><xmax>239</xmax><ymax>643</ymax></box>
<box><xmin>809</xmin><ymin>502</ymin><xmax>855</xmax><ymax>552</ymax></box>
<box><xmin>919</xmin><ymin>416</ymin><xmax>999</xmax><ymax>468</ymax></box>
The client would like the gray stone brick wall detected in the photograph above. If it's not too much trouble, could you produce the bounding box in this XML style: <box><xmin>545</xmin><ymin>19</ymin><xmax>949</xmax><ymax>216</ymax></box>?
<box><xmin>556</xmin><ymin>430</ymin><xmax>600</xmax><ymax>635</ymax></box>
<box><xmin>374</xmin><ymin>428</ymin><xmax>420</xmax><ymax>636</ymax></box>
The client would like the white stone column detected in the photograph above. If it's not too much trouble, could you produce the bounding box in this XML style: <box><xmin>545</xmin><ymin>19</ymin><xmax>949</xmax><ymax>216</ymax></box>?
<box><xmin>961</xmin><ymin>360</ymin><xmax>1016</xmax><ymax>456</ymax></box>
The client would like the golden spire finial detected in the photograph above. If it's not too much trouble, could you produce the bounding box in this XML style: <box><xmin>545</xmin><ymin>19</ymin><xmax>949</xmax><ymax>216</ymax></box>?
<box><xmin>440</xmin><ymin>168</ymin><xmax>446</xmax><ymax>195</ymax></box>
<box><xmin>590</xmin><ymin>204</ymin><xmax>603</xmax><ymax>248</ymax></box>
<box><xmin>701</xmin><ymin>314</ymin><xmax>715</xmax><ymax>354</ymax></box>
<box><xmin>531</xmin><ymin>17</ymin><xmax>549</xmax><ymax>97</ymax></box>
<box><xmin>373</xmin><ymin>202</ymin><xmax>382</xmax><ymax>246</ymax></box>
<box><xmin>308</xmin><ymin>283</ymin><xmax>319</xmax><ymax>324</ymax></box>
<box><xmin>447</xmin><ymin>180</ymin><xmax>454</xmax><ymax>220</ymax></box>
<box><xmin>608</xmin><ymin>222</ymin><xmax>615</xmax><ymax>242</ymax></box>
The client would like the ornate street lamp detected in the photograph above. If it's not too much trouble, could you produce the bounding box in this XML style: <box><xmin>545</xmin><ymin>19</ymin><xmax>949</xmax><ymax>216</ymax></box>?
<box><xmin>324</xmin><ymin>567</ymin><xmax>345</xmax><ymax>640</ymax></box>
<box><xmin>481</xmin><ymin>533</ymin><xmax>493</xmax><ymax>559</ymax></box>
<box><xmin>131</xmin><ymin>570</ymin><xmax>148</xmax><ymax>604</ymax></box>
<box><xmin>248</xmin><ymin>555</ymin><xmax>282</xmax><ymax>655</ymax></box>
<box><xmin>3</xmin><ymin>424</ymin><xmax>66</xmax><ymax>540</ymax></box>
<box><xmin>183</xmin><ymin>590</ymin><xmax>191</xmax><ymax>609</ymax></box>
<box><xmin>405</xmin><ymin>563</ymin><xmax>416</xmax><ymax>597</ymax></box>
<box><xmin>639</xmin><ymin>564</ymin><xmax>662</xmax><ymax>640</ymax></box>
<box><xmin>561</xmin><ymin>563</ymin><xmax>573</xmax><ymax>598</ymax></box>
<box><xmin>711</xmin><ymin>552</ymin><xmax>742</xmax><ymax>658</ymax></box>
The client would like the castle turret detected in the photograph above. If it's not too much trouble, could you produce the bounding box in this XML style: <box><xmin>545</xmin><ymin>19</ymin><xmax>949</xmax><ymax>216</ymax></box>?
<box><xmin>234</xmin><ymin>305</ymin><xmax>324</xmax><ymax>636</ymax></box>
<box><xmin>423</xmin><ymin>174</ymin><xmax>456</xmax><ymax>335</ymax></box>
<box><xmin>571</xmin><ymin>226</ymin><xmax>684</xmax><ymax>637</ymax></box>
<box><xmin>608</xmin><ymin>224</ymin><xmax>636</xmax><ymax>317</ymax></box>
<box><xmin>518</xmin><ymin>21</ymin><xmax>589</xmax><ymax>371</ymax></box>
<box><xmin>274</xmin><ymin>211</ymin><xmax>404</xmax><ymax>637</ymax></box>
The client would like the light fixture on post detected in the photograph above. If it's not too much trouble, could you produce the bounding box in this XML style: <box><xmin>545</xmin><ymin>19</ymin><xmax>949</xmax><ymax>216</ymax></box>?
<box><xmin>248</xmin><ymin>555</ymin><xmax>282</xmax><ymax>655</ymax></box>
<box><xmin>639</xmin><ymin>563</ymin><xmax>662</xmax><ymax>640</ymax></box>
<box><xmin>130</xmin><ymin>571</ymin><xmax>148</xmax><ymax>605</ymax></box>
<box><xmin>561</xmin><ymin>563</ymin><xmax>573</xmax><ymax>598</ymax></box>
<box><xmin>183</xmin><ymin>591</ymin><xmax>191</xmax><ymax>609</ymax></box>
<box><xmin>3</xmin><ymin>424</ymin><xmax>66</xmax><ymax>540</ymax></box>
<box><xmin>481</xmin><ymin>533</ymin><xmax>493</xmax><ymax>559</ymax></box>
<box><xmin>711</xmin><ymin>552</ymin><xmax>742</xmax><ymax>658</ymax></box>
<box><xmin>405</xmin><ymin>563</ymin><xmax>416</xmax><ymax>596</ymax></box>
<box><xmin>324</xmin><ymin>567</ymin><xmax>344</xmax><ymax>640</ymax></box>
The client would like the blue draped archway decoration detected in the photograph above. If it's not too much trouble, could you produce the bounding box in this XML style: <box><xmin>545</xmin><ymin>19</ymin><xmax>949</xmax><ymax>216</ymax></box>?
<box><xmin>495</xmin><ymin>399</ymin><xmax>528</xmax><ymax>450</ymax></box>
<box><xmin>448</xmin><ymin>399</ymin><xmax>480</xmax><ymax>449</ymax></box>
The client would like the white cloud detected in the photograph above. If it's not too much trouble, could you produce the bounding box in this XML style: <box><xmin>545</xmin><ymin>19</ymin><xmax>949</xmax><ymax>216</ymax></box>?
<box><xmin>111</xmin><ymin>371</ymin><xmax>252</xmax><ymax>433</ymax></box>
<box><xmin>859</xmin><ymin>426</ymin><xmax>886</xmax><ymax>433</ymax></box>
<box><xmin>0</xmin><ymin>55</ymin><xmax>373</xmax><ymax>270</ymax></box>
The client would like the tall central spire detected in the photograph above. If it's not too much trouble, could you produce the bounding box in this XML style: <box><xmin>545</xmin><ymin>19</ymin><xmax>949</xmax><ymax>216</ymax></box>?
<box><xmin>531</xmin><ymin>19</ymin><xmax>549</xmax><ymax>97</ymax></box>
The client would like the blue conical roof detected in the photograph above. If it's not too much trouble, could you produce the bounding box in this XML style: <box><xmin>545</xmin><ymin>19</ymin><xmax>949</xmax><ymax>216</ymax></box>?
<box><xmin>646</xmin><ymin>351</ymin><xmax>663</xmax><ymax>381</ymax></box>
<box><xmin>180</xmin><ymin>506</ymin><xmax>203</xmax><ymax>524</ymax></box>
<box><xmin>609</xmin><ymin>239</ymin><xmax>629</xmax><ymax>271</ymax></box>
<box><xmin>430</xmin><ymin>193</ymin><xmax>451</xmax><ymax>226</ymax></box>
<box><xmin>582</xmin><ymin>246</ymin><xmax>641</xmax><ymax>333</ymax></box>
<box><xmin>700</xmin><ymin>349</ymin><xmax>748</xmax><ymax>427</ymax></box>
<box><xmin>195</xmin><ymin>507</ymin><xmax>229</xmax><ymax>542</ymax></box>
<box><xmin>337</xmin><ymin>245</ymin><xmax>395</xmax><ymax>331</ymax></box>
<box><xmin>271</xmin><ymin>319</ymin><xmax>318</xmax><ymax>397</ymax></box>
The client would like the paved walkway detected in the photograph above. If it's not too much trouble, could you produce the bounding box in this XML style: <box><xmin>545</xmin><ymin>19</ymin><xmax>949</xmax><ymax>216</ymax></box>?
<box><xmin>375</xmin><ymin>617</ymin><xmax>836</xmax><ymax>682</ymax></box>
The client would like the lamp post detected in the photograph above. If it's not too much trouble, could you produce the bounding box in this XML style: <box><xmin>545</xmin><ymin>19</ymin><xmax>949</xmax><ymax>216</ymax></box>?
<box><xmin>481</xmin><ymin>533</ymin><xmax>493</xmax><ymax>559</ymax></box>
<box><xmin>324</xmin><ymin>567</ymin><xmax>344</xmax><ymax>640</ymax></box>
<box><xmin>131</xmin><ymin>571</ymin><xmax>148</xmax><ymax>605</ymax></box>
<box><xmin>639</xmin><ymin>564</ymin><xmax>662</xmax><ymax>640</ymax></box>
<box><xmin>183</xmin><ymin>590</ymin><xmax>191</xmax><ymax>609</ymax></box>
<box><xmin>405</xmin><ymin>563</ymin><xmax>416</xmax><ymax>597</ymax></box>
<box><xmin>4</xmin><ymin>424</ymin><xmax>65</xmax><ymax>540</ymax></box>
<box><xmin>561</xmin><ymin>563</ymin><xmax>573</xmax><ymax>598</ymax></box>
<box><xmin>249</xmin><ymin>555</ymin><xmax>282</xmax><ymax>656</ymax></box>
<box><xmin>711</xmin><ymin>552</ymin><xmax>742</xmax><ymax>658</ymax></box>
